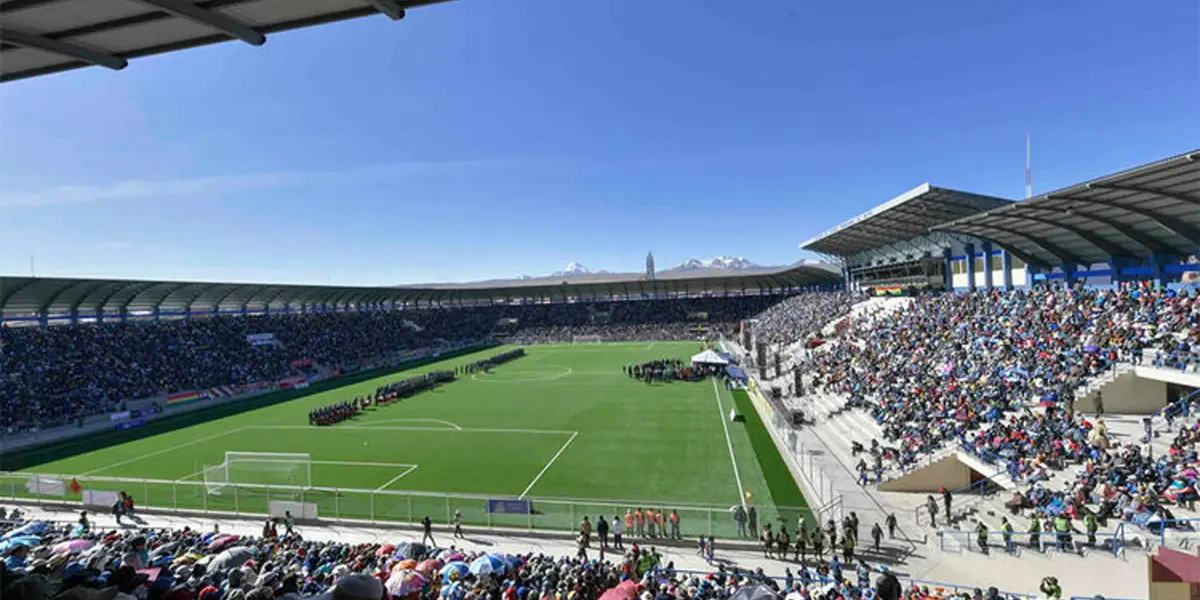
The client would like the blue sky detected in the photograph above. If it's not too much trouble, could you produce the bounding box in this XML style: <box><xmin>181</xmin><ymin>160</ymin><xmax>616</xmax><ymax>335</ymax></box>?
<box><xmin>1</xmin><ymin>0</ymin><xmax>1196</xmax><ymax>285</ymax></box>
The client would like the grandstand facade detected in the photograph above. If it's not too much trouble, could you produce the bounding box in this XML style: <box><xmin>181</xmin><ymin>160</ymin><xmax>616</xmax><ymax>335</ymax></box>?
<box><xmin>802</xmin><ymin>149</ymin><xmax>1200</xmax><ymax>293</ymax></box>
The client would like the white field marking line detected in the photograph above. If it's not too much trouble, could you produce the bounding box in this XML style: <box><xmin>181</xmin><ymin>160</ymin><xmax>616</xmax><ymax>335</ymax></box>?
<box><xmin>711</xmin><ymin>377</ymin><xmax>747</xmax><ymax>510</ymax></box>
<box><xmin>80</xmin><ymin>426</ymin><xmax>248</xmax><ymax>477</ymax></box>
<box><xmin>470</xmin><ymin>365</ymin><xmax>572</xmax><ymax>383</ymax></box>
<box><xmin>174</xmin><ymin>459</ymin><xmax>415</xmax><ymax>483</ymax></box>
<box><xmin>247</xmin><ymin>425</ymin><xmax>577</xmax><ymax>435</ymax></box>
<box><xmin>358</xmin><ymin>418</ymin><xmax>462</xmax><ymax>430</ymax></box>
<box><xmin>373</xmin><ymin>464</ymin><xmax>420</xmax><ymax>492</ymax></box>
<box><xmin>311</xmin><ymin>460</ymin><xmax>418</xmax><ymax>468</ymax></box>
<box><xmin>519</xmin><ymin>431</ymin><xmax>579</xmax><ymax>499</ymax></box>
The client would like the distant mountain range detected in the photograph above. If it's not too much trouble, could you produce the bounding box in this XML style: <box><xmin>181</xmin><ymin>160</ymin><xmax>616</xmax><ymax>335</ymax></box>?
<box><xmin>549</xmin><ymin>262</ymin><xmax>612</xmax><ymax>277</ymax></box>
<box><xmin>407</xmin><ymin>257</ymin><xmax>836</xmax><ymax>288</ymax></box>
<box><xmin>668</xmin><ymin>256</ymin><xmax>760</xmax><ymax>272</ymax></box>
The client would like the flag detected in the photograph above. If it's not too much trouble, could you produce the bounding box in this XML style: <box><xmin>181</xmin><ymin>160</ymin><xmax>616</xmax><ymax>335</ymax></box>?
<box><xmin>744</xmin><ymin>490</ymin><xmax>752</xmax><ymax>503</ymax></box>
<box><xmin>69</xmin><ymin>478</ymin><xmax>81</xmax><ymax>494</ymax></box>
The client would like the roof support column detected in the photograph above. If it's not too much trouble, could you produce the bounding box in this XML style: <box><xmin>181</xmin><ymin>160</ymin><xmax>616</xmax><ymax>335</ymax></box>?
<box><xmin>96</xmin><ymin>307</ymin><xmax>105</xmax><ymax>324</ymax></box>
<box><xmin>1025</xmin><ymin>263</ymin><xmax>1039</xmax><ymax>289</ymax></box>
<box><xmin>1061</xmin><ymin>263</ymin><xmax>1079</xmax><ymax>286</ymax></box>
<box><xmin>69</xmin><ymin>307</ymin><xmax>80</xmax><ymax>325</ymax></box>
<box><xmin>38</xmin><ymin>310</ymin><xmax>49</xmax><ymax>327</ymax></box>
<box><xmin>1154</xmin><ymin>254</ymin><xmax>1182</xmax><ymax>285</ymax></box>
<box><xmin>942</xmin><ymin>249</ymin><xmax>953</xmax><ymax>291</ymax></box>
<box><xmin>120</xmin><ymin>307</ymin><xmax>130</xmax><ymax>324</ymax></box>
<box><xmin>1109</xmin><ymin>256</ymin><xmax>1129</xmax><ymax>287</ymax></box>
<box><xmin>981</xmin><ymin>242</ymin><xmax>994</xmax><ymax>290</ymax></box>
<box><xmin>964</xmin><ymin>243</ymin><xmax>977</xmax><ymax>291</ymax></box>
<box><xmin>1001</xmin><ymin>251</ymin><xmax>1014</xmax><ymax>291</ymax></box>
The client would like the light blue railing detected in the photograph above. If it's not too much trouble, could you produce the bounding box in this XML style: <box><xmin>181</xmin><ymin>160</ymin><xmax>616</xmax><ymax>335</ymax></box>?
<box><xmin>939</xmin><ymin>523</ymin><xmax>1125</xmax><ymax>558</ymax></box>
<box><xmin>650</xmin><ymin>567</ymin><xmax>1037</xmax><ymax>599</ymax></box>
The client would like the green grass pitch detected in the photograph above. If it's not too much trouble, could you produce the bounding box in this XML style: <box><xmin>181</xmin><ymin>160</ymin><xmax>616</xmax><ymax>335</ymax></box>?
<box><xmin>5</xmin><ymin>343</ymin><xmax>809</xmax><ymax>539</ymax></box>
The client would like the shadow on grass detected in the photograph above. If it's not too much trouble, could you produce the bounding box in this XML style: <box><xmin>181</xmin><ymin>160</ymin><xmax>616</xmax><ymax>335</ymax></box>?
<box><xmin>729</xmin><ymin>389</ymin><xmax>810</xmax><ymax>517</ymax></box>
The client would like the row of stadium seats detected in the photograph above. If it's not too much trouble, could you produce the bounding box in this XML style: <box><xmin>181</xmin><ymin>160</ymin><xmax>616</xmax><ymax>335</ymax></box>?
<box><xmin>0</xmin><ymin>510</ymin><xmax>1040</xmax><ymax>600</ymax></box>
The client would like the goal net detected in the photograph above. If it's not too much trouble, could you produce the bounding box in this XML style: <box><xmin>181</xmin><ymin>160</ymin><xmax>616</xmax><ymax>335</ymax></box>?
<box><xmin>202</xmin><ymin>452</ymin><xmax>312</xmax><ymax>495</ymax></box>
<box><xmin>572</xmin><ymin>335</ymin><xmax>603</xmax><ymax>344</ymax></box>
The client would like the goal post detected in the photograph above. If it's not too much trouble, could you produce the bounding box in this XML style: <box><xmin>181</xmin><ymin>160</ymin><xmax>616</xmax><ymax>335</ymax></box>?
<box><xmin>572</xmin><ymin>334</ymin><xmax>603</xmax><ymax>344</ymax></box>
<box><xmin>201</xmin><ymin>452</ymin><xmax>312</xmax><ymax>495</ymax></box>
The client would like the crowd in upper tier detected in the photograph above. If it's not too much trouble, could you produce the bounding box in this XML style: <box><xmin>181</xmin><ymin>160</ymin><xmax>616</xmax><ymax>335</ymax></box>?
<box><xmin>749</xmin><ymin>293</ymin><xmax>855</xmax><ymax>348</ymax></box>
<box><xmin>0</xmin><ymin>297</ymin><xmax>780</xmax><ymax>432</ymax></box>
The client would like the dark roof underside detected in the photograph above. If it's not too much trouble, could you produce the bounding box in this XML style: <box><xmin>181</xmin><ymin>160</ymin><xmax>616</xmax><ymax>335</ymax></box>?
<box><xmin>0</xmin><ymin>0</ymin><xmax>452</xmax><ymax>83</ymax></box>
<box><xmin>800</xmin><ymin>184</ymin><xmax>1013</xmax><ymax>257</ymax></box>
<box><xmin>933</xmin><ymin>150</ymin><xmax>1200</xmax><ymax>268</ymax></box>
<box><xmin>0</xmin><ymin>265</ymin><xmax>840</xmax><ymax>317</ymax></box>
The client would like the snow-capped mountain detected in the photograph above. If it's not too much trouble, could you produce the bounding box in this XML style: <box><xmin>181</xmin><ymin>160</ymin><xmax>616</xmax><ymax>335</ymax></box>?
<box><xmin>670</xmin><ymin>256</ymin><xmax>761</xmax><ymax>272</ymax></box>
<box><xmin>550</xmin><ymin>262</ymin><xmax>611</xmax><ymax>277</ymax></box>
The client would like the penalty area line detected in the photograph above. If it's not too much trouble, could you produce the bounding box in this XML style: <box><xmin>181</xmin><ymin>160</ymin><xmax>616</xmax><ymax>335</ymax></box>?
<box><xmin>80</xmin><ymin>426</ymin><xmax>247</xmax><ymax>477</ymax></box>
<box><xmin>519</xmin><ymin>431</ymin><xmax>579</xmax><ymax>499</ymax></box>
<box><xmin>373</xmin><ymin>465</ymin><xmax>420</xmax><ymax>492</ymax></box>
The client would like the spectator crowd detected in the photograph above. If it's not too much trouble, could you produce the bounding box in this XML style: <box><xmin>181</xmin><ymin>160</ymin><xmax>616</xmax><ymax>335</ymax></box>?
<box><xmin>0</xmin><ymin>297</ymin><xmax>780</xmax><ymax>433</ymax></box>
<box><xmin>794</xmin><ymin>284</ymin><xmax>1198</xmax><ymax>543</ymax></box>
<box><xmin>0</xmin><ymin>509</ymin><xmax>1039</xmax><ymax>600</ymax></box>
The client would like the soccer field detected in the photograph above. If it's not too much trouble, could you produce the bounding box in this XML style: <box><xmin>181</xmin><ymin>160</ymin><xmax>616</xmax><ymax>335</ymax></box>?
<box><xmin>4</xmin><ymin>343</ymin><xmax>809</xmax><ymax>539</ymax></box>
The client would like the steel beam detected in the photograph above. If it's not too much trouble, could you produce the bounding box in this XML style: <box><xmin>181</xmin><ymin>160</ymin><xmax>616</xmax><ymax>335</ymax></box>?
<box><xmin>1016</xmin><ymin>205</ymin><xmax>1178</xmax><ymax>256</ymax></box>
<box><xmin>2</xmin><ymin>27</ymin><xmax>128</xmax><ymax>69</ymax></box>
<box><xmin>133</xmin><ymin>0</ymin><xmax>265</xmax><ymax>45</ymax></box>
<box><xmin>987</xmin><ymin>213</ymin><xmax>1131</xmax><ymax>258</ymax></box>
<box><xmin>1091</xmin><ymin>183</ymin><xmax>1200</xmax><ymax>206</ymax></box>
<box><xmin>368</xmin><ymin>0</ymin><xmax>407</xmax><ymax>20</ymax></box>
<box><xmin>1051</xmin><ymin>192</ymin><xmax>1200</xmax><ymax>244</ymax></box>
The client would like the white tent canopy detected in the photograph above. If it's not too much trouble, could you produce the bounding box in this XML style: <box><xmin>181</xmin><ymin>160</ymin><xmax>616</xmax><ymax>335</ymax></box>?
<box><xmin>691</xmin><ymin>349</ymin><xmax>729</xmax><ymax>366</ymax></box>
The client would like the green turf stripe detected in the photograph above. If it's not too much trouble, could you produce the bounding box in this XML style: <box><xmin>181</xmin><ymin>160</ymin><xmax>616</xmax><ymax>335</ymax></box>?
<box><xmin>730</xmin><ymin>389</ymin><xmax>808</xmax><ymax>509</ymax></box>
<box><xmin>0</xmin><ymin>344</ymin><xmax>493</xmax><ymax>471</ymax></box>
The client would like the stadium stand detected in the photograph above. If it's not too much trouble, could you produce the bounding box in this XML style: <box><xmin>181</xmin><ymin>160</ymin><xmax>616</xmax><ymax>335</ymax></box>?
<box><xmin>0</xmin><ymin>292</ymin><xmax>818</xmax><ymax>433</ymax></box>
<box><xmin>0</xmin><ymin>509</ymin><xmax>1039</xmax><ymax>600</ymax></box>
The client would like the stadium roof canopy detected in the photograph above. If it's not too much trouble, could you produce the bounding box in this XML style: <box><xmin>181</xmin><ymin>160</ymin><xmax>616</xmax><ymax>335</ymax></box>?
<box><xmin>0</xmin><ymin>265</ymin><xmax>840</xmax><ymax>319</ymax></box>
<box><xmin>799</xmin><ymin>184</ymin><xmax>1013</xmax><ymax>258</ymax></box>
<box><xmin>0</xmin><ymin>0</ymin><xmax>452</xmax><ymax>83</ymax></box>
<box><xmin>933</xmin><ymin>150</ymin><xmax>1200</xmax><ymax>268</ymax></box>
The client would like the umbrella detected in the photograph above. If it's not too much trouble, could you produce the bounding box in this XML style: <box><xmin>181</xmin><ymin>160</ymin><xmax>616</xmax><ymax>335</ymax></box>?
<box><xmin>397</xmin><ymin>559</ymin><xmax>418</xmax><ymax>570</ymax></box>
<box><xmin>398</xmin><ymin>542</ymin><xmax>428</xmax><ymax>560</ymax></box>
<box><xmin>209</xmin><ymin>535</ymin><xmax>240</xmax><ymax>551</ymax></box>
<box><xmin>446</xmin><ymin>553</ymin><xmax>464</xmax><ymax>562</ymax></box>
<box><xmin>416</xmin><ymin>559</ymin><xmax>443</xmax><ymax>575</ymax></box>
<box><xmin>386</xmin><ymin>570</ymin><xmax>425</xmax><ymax>597</ymax></box>
<box><xmin>468</xmin><ymin>555</ymin><xmax>505</xmax><ymax>577</ymax></box>
<box><xmin>376</xmin><ymin>545</ymin><xmax>396</xmax><ymax>558</ymax></box>
<box><xmin>440</xmin><ymin>561</ymin><xmax>469</xmax><ymax>584</ymax></box>
<box><xmin>436</xmin><ymin>549</ymin><xmax>456</xmax><ymax>561</ymax></box>
<box><xmin>441</xmin><ymin>581</ymin><xmax>465</xmax><ymax>600</ymax></box>
<box><xmin>208</xmin><ymin>547</ymin><xmax>253</xmax><ymax>573</ymax></box>
<box><xmin>54</xmin><ymin>539</ymin><xmax>94</xmax><ymax>554</ymax></box>
<box><xmin>599</xmin><ymin>581</ymin><xmax>639</xmax><ymax>600</ymax></box>
<box><xmin>729</xmin><ymin>584</ymin><xmax>780</xmax><ymax>600</ymax></box>
<box><xmin>1</xmin><ymin>522</ymin><xmax>46</xmax><ymax>541</ymax></box>
<box><xmin>0</xmin><ymin>536</ymin><xmax>40</xmax><ymax>553</ymax></box>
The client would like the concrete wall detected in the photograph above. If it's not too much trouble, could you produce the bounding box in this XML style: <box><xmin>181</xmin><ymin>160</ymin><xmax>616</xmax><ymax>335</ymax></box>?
<box><xmin>878</xmin><ymin>454</ymin><xmax>975</xmax><ymax>493</ymax></box>
<box><xmin>1075</xmin><ymin>370</ymin><xmax>1170</xmax><ymax>415</ymax></box>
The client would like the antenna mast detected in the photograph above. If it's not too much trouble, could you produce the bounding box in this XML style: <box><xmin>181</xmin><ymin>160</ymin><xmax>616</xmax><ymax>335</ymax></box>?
<box><xmin>1025</xmin><ymin>133</ymin><xmax>1032</xmax><ymax>199</ymax></box>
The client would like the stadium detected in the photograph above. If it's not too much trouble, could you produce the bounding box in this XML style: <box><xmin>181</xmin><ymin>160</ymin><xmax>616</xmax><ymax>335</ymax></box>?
<box><xmin>1</xmin><ymin>2</ymin><xmax>1198</xmax><ymax>600</ymax></box>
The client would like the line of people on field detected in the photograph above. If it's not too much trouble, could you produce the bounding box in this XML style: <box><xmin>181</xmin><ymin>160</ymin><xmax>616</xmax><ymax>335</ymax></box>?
<box><xmin>308</xmin><ymin>400</ymin><xmax>363</xmax><ymax>426</ymax></box>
